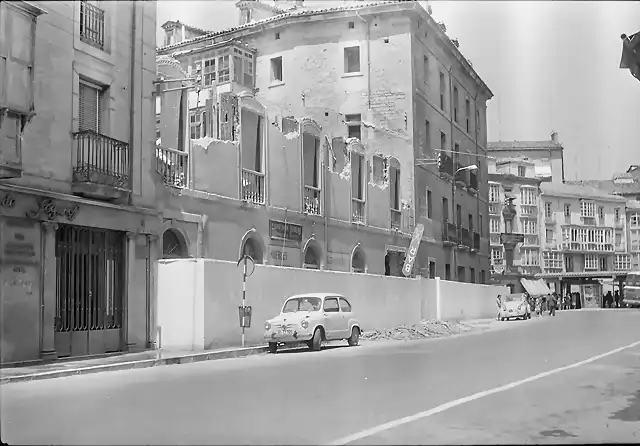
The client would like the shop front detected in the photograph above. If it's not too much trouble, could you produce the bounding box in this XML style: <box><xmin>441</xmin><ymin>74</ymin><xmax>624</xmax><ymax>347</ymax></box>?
<box><xmin>0</xmin><ymin>187</ymin><xmax>160</xmax><ymax>364</ymax></box>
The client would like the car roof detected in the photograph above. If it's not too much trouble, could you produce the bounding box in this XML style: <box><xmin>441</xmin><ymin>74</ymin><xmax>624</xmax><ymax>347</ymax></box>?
<box><xmin>286</xmin><ymin>293</ymin><xmax>345</xmax><ymax>299</ymax></box>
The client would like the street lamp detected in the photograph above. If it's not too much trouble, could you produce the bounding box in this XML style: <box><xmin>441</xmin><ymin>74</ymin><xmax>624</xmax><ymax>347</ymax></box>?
<box><xmin>452</xmin><ymin>163</ymin><xmax>478</xmax><ymax>281</ymax></box>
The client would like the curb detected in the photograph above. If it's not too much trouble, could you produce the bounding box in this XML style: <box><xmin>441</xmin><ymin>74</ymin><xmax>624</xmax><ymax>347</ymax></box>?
<box><xmin>0</xmin><ymin>345</ymin><xmax>269</xmax><ymax>385</ymax></box>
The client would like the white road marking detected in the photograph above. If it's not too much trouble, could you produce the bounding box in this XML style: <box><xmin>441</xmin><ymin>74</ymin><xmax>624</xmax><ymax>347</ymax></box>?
<box><xmin>326</xmin><ymin>340</ymin><xmax>640</xmax><ymax>446</ymax></box>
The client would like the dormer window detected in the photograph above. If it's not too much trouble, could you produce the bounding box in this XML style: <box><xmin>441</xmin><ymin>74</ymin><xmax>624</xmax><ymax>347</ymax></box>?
<box><xmin>241</xmin><ymin>9</ymin><xmax>251</xmax><ymax>25</ymax></box>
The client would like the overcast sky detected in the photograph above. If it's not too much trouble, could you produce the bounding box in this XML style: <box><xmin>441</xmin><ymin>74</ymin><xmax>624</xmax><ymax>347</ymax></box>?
<box><xmin>157</xmin><ymin>1</ymin><xmax>640</xmax><ymax>181</ymax></box>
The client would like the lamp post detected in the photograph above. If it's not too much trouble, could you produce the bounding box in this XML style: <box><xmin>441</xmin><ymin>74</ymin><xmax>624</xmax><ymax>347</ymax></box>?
<box><xmin>452</xmin><ymin>164</ymin><xmax>478</xmax><ymax>280</ymax></box>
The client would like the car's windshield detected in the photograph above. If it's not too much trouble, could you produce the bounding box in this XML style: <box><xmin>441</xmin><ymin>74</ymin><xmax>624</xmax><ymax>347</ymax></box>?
<box><xmin>282</xmin><ymin>296</ymin><xmax>322</xmax><ymax>313</ymax></box>
<box><xmin>503</xmin><ymin>294</ymin><xmax>520</xmax><ymax>302</ymax></box>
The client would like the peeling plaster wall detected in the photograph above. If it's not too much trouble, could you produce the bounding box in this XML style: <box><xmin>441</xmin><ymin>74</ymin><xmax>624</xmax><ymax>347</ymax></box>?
<box><xmin>191</xmin><ymin>138</ymin><xmax>239</xmax><ymax>197</ymax></box>
<box><xmin>268</xmin><ymin>120</ymin><xmax>302</xmax><ymax>211</ymax></box>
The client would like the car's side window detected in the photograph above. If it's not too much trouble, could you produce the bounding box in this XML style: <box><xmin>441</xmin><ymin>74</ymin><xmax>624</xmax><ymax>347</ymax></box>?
<box><xmin>324</xmin><ymin>298</ymin><xmax>340</xmax><ymax>313</ymax></box>
<box><xmin>339</xmin><ymin>298</ymin><xmax>352</xmax><ymax>313</ymax></box>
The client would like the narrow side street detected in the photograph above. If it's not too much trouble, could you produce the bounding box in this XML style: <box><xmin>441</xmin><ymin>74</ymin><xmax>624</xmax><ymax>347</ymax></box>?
<box><xmin>2</xmin><ymin>310</ymin><xmax>639</xmax><ymax>445</ymax></box>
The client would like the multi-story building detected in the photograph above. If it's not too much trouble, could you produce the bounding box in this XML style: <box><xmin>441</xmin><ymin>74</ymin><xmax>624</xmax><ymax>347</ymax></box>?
<box><xmin>0</xmin><ymin>1</ymin><xmax>158</xmax><ymax>363</ymax></box>
<box><xmin>486</xmin><ymin>156</ymin><xmax>543</xmax><ymax>291</ymax></box>
<box><xmin>486</xmin><ymin>132</ymin><xmax>564</xmax><ymax>184</ymax></box>
<box><xmin>628</xmin><ymin>200</ymin><xmax>640</xmax><ymax>269</ymax></box>
<box><xmin>538</xmin><ymin>182</ymin><xmax>630</xmax><ymax>307</ymax></box>
<box><xmin>620</xmin><ymin>31</ymin><xmax>640</xmax><ymax>82</ymax></box>
<box><xmin>154</xmin><ymin>0</ymin><xmax>493</xmax><ymax>283</ymax></box>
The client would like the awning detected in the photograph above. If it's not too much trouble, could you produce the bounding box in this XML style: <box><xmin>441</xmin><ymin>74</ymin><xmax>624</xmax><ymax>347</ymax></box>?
<box><xmin>520</xmin><ymin>278</ymin><xmax>552</xmax><ymax>296</ymax></box>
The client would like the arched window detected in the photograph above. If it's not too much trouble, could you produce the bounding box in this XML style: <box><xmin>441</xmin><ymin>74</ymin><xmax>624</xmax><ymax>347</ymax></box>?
<box><xmin>352</xmin><ymin>247</ymin><xmax>366</xmax><ymax>273</ymax></box>
<box><xmin>304</xmin><ymin>243</ymin><xmax>321</xmax><ymax>269</ymax></box>
<box><xmin>162</xmin><ymin>229</ymin><xmax>188</xmax><ymax>258</ymax></box>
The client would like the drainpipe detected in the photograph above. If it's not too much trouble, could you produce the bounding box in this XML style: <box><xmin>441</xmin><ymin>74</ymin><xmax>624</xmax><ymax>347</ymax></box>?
<box><xmin>447</xmin><ymin>64</ymin><xmax>457</xmax><ymax>280</ymax></box>
<box><xmin>128</xmin><ymin>1</ymin><xmax>137</xmax><ymax>206</ymax></box>
<box><xmin>355</xmin><ymin>11</ymin><xmax>372</xmax><ymax>109</ymax></box>
<box><xmin>473</xmin><ymin>91</ymin><xmax>481</xmax><ymax>279</ymax></box>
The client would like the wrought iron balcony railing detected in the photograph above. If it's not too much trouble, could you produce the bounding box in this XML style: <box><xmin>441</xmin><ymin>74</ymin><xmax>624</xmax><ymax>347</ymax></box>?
<box><xmin>390</xmin><ymin>208</ymin><xmax>401</xmax><ymax>230</ymax></box>
<box><xmin>73</xmin><ymin>130</ymin><xmax>130</xmax><ymax>190</ymax></box>
<box><xmin>442</xmin><ymin>220</ymin><xmax>459</xmax><ymax>245</ymax></box>
<box><xmin>352</xmin><ymin>198</ymin><xmax>365</xmax><ymax>224</ymax></box>
<box><xmin>80</xmin><ymin>1</ymin><xmax>105</xmax><ymax>50</ymax></box>
<box><xmin>241</xmin><ymin>168</ymin><xmax>265</xmax><ymax>204</ymax></box>
<box><xmin>156</xmin><ymin>145</ymin><xmax>188</xmax><ymax>188</ymax></box>
<box><xmin>304</xmin><ymin>185</ymin><xmax>321</xmax><ymax>215</ymax></box>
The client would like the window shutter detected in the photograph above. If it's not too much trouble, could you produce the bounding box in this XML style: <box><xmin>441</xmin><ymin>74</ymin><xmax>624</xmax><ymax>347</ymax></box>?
<box><xmin>79</xmin><ymin>81</ymin><xmax>100</xmax><ymax>132</ymax></box>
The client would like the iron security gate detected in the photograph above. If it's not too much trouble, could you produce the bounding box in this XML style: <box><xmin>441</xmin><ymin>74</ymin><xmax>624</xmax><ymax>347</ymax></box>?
<box><xmin>54</xmin><ymin>225</ymin><xmax>126</xmax><ymax>357</ymax></box>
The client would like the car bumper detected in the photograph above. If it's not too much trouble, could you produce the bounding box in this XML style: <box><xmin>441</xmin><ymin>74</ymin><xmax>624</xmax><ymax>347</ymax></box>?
<box><xmin>500</xmin><ymin>310</ymin><xmax>527</xmax><ymax>318</ymax></box>
<box><xmin>264</xmin><ymin>330</ymin><xmax>314</xmax><ymax>343</ymax></box>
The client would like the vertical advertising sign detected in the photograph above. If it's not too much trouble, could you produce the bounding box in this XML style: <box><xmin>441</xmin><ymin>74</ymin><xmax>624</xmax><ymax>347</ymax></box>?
<box><xmin>402</xmin><ymin>223</ymin><xmax>425</xmax><ymax>277</ymax></box>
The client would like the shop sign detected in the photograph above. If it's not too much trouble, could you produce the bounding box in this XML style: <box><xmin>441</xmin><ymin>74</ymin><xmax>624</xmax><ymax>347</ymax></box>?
<box><xmin>27</xmin><ymin>198</ymin><xmax>79</xmax><ymax>221</ymax></box>
<box><xmin>269</xmin><ymin>219</ymin><xmax>302</xmax><ymax>242</ymax></box>
<box><xmin>268</xmin><ymin>245</ymin><xmax>301</xmax><ymax>268</ymax></box>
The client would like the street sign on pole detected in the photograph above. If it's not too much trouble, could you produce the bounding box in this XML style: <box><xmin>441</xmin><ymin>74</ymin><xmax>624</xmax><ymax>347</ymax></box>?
<box><xmin>402</xmin><ymin>223</ymin><xmax>425</xmax><ymax>277</ymax></box>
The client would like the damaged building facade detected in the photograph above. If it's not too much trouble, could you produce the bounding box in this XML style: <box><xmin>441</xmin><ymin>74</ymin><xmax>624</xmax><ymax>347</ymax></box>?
<box><xmin>155</xmin><ymin>0</ymin><xmax>493</xmax><ymax>281</ymax></box>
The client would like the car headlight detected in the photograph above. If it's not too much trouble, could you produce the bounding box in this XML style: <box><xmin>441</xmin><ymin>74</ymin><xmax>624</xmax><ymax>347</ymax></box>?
<box><xmin>265</xmin><ymin>321</ymin><xmax>271</xmax><ymax>331</ymax></box>
<box><xmin>301</xmin><ymin>319</ymin><xmax>309</xmax><ymax>329</ymax></box>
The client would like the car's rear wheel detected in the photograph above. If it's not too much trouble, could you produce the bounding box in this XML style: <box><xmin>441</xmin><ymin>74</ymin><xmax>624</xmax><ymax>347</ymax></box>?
<box><xmin>348</xmin><ymin>327</ymin><xmax>360</xmax><ymax>346</ymax></box>
<box><xmin>308</xmin><ymin>328</ymin><xmax>322</xmax><ymax>351</ymax></box>
<box><xmin>268</xmin><ymin>342</ymin><xmax>278</xmax><ymax>354</ymax></box>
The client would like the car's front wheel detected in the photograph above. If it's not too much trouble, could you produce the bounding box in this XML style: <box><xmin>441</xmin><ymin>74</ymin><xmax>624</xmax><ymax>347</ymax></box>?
<box><xmin>268</xmin><ymin>342</ymin><xmax>278</xmax><ymax>354</ymax></box>
<box><xmin>308</xmin><ymin>328</ymin><xmax>322</xmax><ymax>351</ymax></box>
<box><xmin>348</xmin><ymin>327</ymin><xmax>360</xmax><ymax>346</ymax></box>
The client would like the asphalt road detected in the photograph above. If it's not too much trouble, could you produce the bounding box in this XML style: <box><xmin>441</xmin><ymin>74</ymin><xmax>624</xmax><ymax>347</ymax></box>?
<box><xmin>2</xmin><ymin>310</ymin><xmax>640</xmax><ymax>445</ymax></box>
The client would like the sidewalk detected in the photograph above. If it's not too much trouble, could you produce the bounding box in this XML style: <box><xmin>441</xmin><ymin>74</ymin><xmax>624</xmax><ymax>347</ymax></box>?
<box><xmin>0</xmin><ymin>345</ymin><xmax>268</xmax><ymax>385</ymax></box>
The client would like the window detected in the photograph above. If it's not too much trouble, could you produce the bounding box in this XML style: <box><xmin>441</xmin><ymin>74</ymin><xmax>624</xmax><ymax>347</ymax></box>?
<box><xmin>439</xmin><ymin>72</ymin><xmax>445</xmax><ymax>110</ymax></box>
<box><xmin>543</xmin><ymin>251</ymin><xmax>563</xmax><ymax>269</ymax></box>
<box><xmin>429</xmin><ymin>261</ymin><xmax>436</xmax><ymax>279</ymax></box>
<box><xmin>218</xmin><ymin>54</ymin><xmax>230</xmax><ymax>82</ymax></box>
<box><xmin>440</xmin><ymin>131</ymin><xmax>447</xmax><ymax>154</ymax></box>
<box><xmin>614</xmin><ymin>254</ymin><xmax>631</xmax><ymax>270</ymax></box>
<box><xmin>348</xmin><ymin>21</ymin><xmax>355</xmax><ymax>29</ymax></box>
<box><xmin>457</xmin><ymin>266</ymin><xmax>465</xmax><ymax>282</ymax></box>
<box><xmin>323</xmin><ymin>297</ymin><xmax>340</xmax><ymax>313</ymax></box>
<box><xmin>445</xmin><ymin>263</ymin><xmax>451</xmax><ymax>280</ymax></box>
<box><xmin>275</xmin><ymin>32</ymin><xmax>280</xmax><ymax>40</ymax></box>
<box><xmin>465</xmin><ymin>99</ymin><xmax>470</xmax><ymax>132</ymax></box>
<box><xmin>453</xmin><ymin>86</ymin><xmax>459</xmax><ymax>123</ymax></box>
<box><xmin>442</xmin><ymin>197</ymin><xmax>449</xmax><ymax>221</ymax></box>
<box><xmin>491</xmin><ymin>248</ymin><xmax>503</xmax><ymax>264</ymax></box>
<box><xmin>615</xmin><ymin>207</ymin><xmax>620</xmax><ymax>221</ymax></box>
<box><xmin>544</xmin><ymin>202</ymin><xmax>552</xmax><ymax>218</ymax></box>
<box><xmin>489</xmin><ymin>184</ymin><xmax>500</xmax><ymax>202</ymax></box>
<box><xmin>546</xmin><ymin>229</ymin><xmax>555</xmax><ymax>242</ymax></box>
<box><xmin>470</xmin><ymin>267</ymin><xmax>475</xmax><ymax>283</ymax></box>
<box><xmin>598</xmin><ymin>206</ymin><xmax>604</xmax><ymax>220</ymax></box>
<box><xmin>476</xmin><ymin>110</ymin><xmax>480</xmax><ymax>131</ymax></box>
<box><xmin>190</xmin><ymin>111</ymin><xmax>204</xmax><ymax>139</ymax></box>
<box><xmin>490</xmin><ymin>218</ymin><xmax>500</xmax><ymax>234</ymax></box>
<box><xmin>599</xmin><ymin>256</ymin><xmax>607</xmax><ymax>271</ymax></box>
<box><xmin>424</xmin><ymin>120</ymin><xmax>430</xmax><ymax>155</ymax></box>
<box><xmin>520</xmin><ymin>187</ymin><xmax>536</xmax><ymax>206</ymax></box>
<box><xmin>479</xmin><ymin>215</ymin><xmax>483</xmax><ymax>235</ymax></box>
<box><xmin>522</xmin><ymin>220</ymin><xmax>537</xmax><ymax>235</ymax></box>
<box><xmin>584</xmin><ymin>254</ymin><xmax>597</xmax><ymax>270</ymax></box>
<box><xmin>79</xmin><ymin>80</ymin><xmax>104</xmax><ymax>133</ymax></box>
<box><xmin>344</xmin><ymin>46</ymin><xmax>360</xmax><ymax>73</ymax></box>
<box><xmin>580</xmin><ymin>200</ymin><xmax>596</xmax><ymax>218</ymax></box>
<box><xmin>468</xmin><ymin>214</ymin><xmax>474</xmax><ymax>231</ymax></box>
<box><xmin>423</xmin><ymin>55</ymin><xmax>429</xmax><ymax>83</ymax></box>
<box><xmin>232</xmin><ymin>48</ymin><xmax>255</xmax><ymax>87</ymax></box>
<box><xmin>80</xmin><ymin>1</ymin><xmax>105</xmax><ymax>50</ymax></box>
<box><xmin>630</xmin><ymin>213</ymin><xmax>640</xmax><ymax>227</ymax></box>
<box><xmin>521</xmin><ymin>249</ymin><xmax>539</xmax><ymax>266</ymax></box>
<box><xmin>346</xmin><ymin>114</ymin><xmax>362</xmax><ymax>140</ymax></box>
<box><xmin>426</xmin><ymin>188</ymin><xmax>432</xmax><ymax>219</ymax></box>
<box><xmin>270</xmin><ymin>56</ymin><xmax>283</xmax><ymax>82</ymax></box>
<box><xmin>565</xmin><ymin>255</ymin><xmax>574</xmax><ymax>272</ymax></box>
<box><xmin>456</xmin><ymin>204</ymin><xmax>462</xmax><ymax>226</ymax></box>
<box><xmin>564</xmin><ymin>204</ymin><xmax>571</xmax><ymax>218</ymax></box>
<box><xmin>351</xmin><ymin>152</ymin><xmax>365</xmax><ymax>201</ymax></box>
<box><xmin>390</xmin><ymin>164</ymin><xmax>400</xmax><ymax>211</ymax></box>
<box><xmin>202</xmin><ymin>56</ymin><xmax>216</xmax><ymax>86</ymax></box>
<box><xmin>616</xmin><ymin>232</ymin><xmax>622</xmax><ymax>247</ymax></box>
<box><xmin>303</xmin><ymin>130</ymin><xmax>321</xmax><ymax>215</ymax></box>
<box><xmin>480</xmin><ymin>270</ymin><xmax>486</xmax><ymax>284</ymax></box>
<box><xmin>338</xmin><ymin>298</ymin><xmax>352</xmax><ymax>312</ymax></box>
<box><xmin>518</xmin><ymin>166</ymin><xmax>526</xmax><ymax>177</ymax></box>
<box><xmin>156</xmin><ymin>116</ymin><xmax>161</xmax><ymax>139</ymax></box>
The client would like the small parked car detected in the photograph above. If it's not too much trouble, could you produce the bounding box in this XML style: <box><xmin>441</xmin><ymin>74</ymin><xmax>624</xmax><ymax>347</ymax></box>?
<box><xmin>498</xmin><ymin>293</ymin><xmax>531</xmax><ymax>321</ymax></box>
<box><xmin>263</xmin><ymin>293</ymin><xmax>362</xmax><ymax>353</ymax></box>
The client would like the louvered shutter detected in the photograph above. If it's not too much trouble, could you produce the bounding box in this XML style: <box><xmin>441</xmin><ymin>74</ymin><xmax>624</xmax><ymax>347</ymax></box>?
<box><xmin>79</xmin><ymin>81</ymin><xmax>100</xmax><ymax>132</ymax></box>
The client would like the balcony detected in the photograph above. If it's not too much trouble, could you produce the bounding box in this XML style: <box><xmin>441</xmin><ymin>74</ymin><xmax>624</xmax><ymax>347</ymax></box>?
<box><xmin>544</xmin><ymin>214</ymin><xmax>556</xmax><ymax>224</ymax></box>
<box><xmin>523</xmin><ymin>234</ymin><xmax>539</xmax><ymax>246</ymax></box>
<box><xmin>303</xmin><ymin>185</ymin><xmax>321</xmax><ymax>216</ymax></box>
<box><xmin>390</xmin><ymin>208</ymin><xmax>401</xmax><ymax>231</ymax></box>
<box><xmin>458</xmin><ymin>227</ymin><xmax>472</xmax><ymax>249</ymax></box>
<box><xmin>490</xmin><ymin>233</ymin><xmax>501</xmax><ymax>245</ymax></box>
<box><xmin>489</xmin><ymin>203</ymin><xmax>502</xmax><ymax>215</ymax></box>
<box><xmin>561</xmin><ymin>241</ymin><xmax>614</xmax><ymax>252</ymax></box>
<box><xmin>438</xmin><ymin>153</ymin><xmax>454</xmax><ymax>177</ymax></box>
<box><xmin>156</xmin><ymin>145</ymin><xmax>187</xmax><ymax>188</ymax></box>
<box><xmin>72</xmin><ymin>131</ymin><xmax>130</xmax><ymax>200</ymax></box>
<box><xmin>79</xmin><ymin>1</ymin><xmax>105</xmax><ymax>50</ymax></box>
<box><xmin>520</xmin><ymin>205</ymin><xmax>538</xmax><ymax>218</ymax></box>
<box><xmin>442</xmin><ymin>220</ymin><xmax>459</xmax><ymax>245</ymax></box>
<box><xmin>469</xmin><ymin>171</ymin><xmax>478</xmax><ymax>192</ymax></box>
<box><xmin>544</xmin><ymin>238</ymin><xmax>557</xmax><ymax>249</ymax></box>
<box><xmin>352</xmin><ymin>198</ymin><xmax>365</xmax><ymax>224</ymax></box>
<box><xmin>241</xmin><ymin>168</ymin><xmax>265</xmax><ymax>204</ymax></box>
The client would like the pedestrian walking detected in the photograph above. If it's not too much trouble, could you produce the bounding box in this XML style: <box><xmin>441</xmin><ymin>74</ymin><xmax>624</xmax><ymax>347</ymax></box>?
<box><xmin>614</xmin><ymin>290</ymin><xmax>620</xmax><ymax>308</ymax></box>
<box><xmin>548</xmin><ymin>293</ymin><xmax>557</xmax><ymax>316</ymax></box>
<box><xmin>496</xmin><ymin>294</ymin><xmax>502</xmax><ymax>320</ymax></box>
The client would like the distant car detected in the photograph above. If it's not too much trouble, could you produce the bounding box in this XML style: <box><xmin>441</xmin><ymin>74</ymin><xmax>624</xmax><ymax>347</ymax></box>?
<box><xmin>498</xmin><ymin>293</ymin><xmax>531</xmax><ymax>321</ymax></box>
<box><xmin>264</xmin><ymin>293</ymin><xmax>362</xmax><ymax>353</ymax></box>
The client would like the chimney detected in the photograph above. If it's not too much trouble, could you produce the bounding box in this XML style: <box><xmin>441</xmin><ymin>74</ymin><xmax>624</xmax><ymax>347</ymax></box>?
<box><xmin>551</xmin><ymin>131</ymin><xmax>558</xmax><ymax>144</ymax></box>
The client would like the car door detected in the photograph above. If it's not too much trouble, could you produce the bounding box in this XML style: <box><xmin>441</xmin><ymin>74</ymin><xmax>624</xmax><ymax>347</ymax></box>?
<box><xmin>322</xmin><ymin>297</ymin><xmax>342</xmax><ymax>340</ymax></box>
<box><xmin>338</xmin><ymin>297</ymin><xmax>353</xmax><ymax>338</ymax></box>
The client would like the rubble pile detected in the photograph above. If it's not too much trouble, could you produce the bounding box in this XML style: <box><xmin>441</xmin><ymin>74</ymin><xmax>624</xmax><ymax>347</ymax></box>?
<box><xmin>361</xmin><ymin>319</ymin><xmax>477</xmax><ymax>341</ymax></box>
